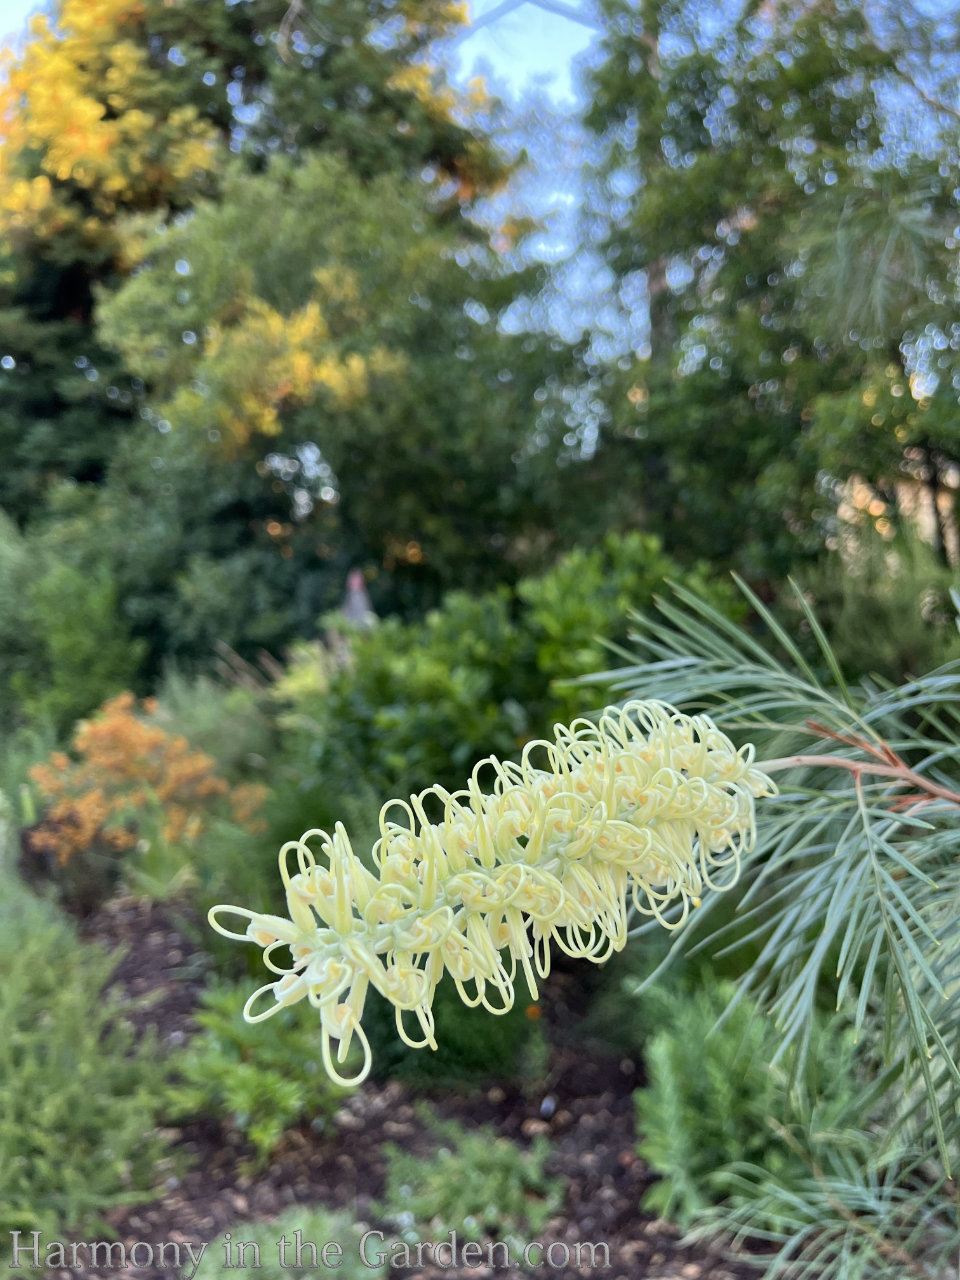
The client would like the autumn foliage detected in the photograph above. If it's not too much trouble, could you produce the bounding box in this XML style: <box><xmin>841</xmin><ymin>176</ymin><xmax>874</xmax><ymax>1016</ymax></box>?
<box><xmin>28</xmin><ymin>691</ymin><xmax>266</xmax><ymax>868</ymax></box>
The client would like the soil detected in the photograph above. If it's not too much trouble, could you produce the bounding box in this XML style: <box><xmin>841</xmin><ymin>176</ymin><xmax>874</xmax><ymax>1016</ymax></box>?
<box><xmin>38</xmin><ymin>896</ymin><xmax>759</xmax><ymax>1280</ymax></box>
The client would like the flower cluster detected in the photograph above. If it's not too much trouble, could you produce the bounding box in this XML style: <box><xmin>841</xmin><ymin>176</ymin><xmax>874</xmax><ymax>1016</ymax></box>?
<box><xmin>209</xmin><ymin>701</ymin><xmax>776</xmax><ymax>1085</ymax></box>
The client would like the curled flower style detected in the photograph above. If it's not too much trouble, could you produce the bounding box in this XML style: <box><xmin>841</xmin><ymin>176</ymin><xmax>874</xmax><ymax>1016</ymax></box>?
<box><xmin>209</xmin><ymin>700</ymin><xmax>776</xmax><ymax>1085</ymax></box>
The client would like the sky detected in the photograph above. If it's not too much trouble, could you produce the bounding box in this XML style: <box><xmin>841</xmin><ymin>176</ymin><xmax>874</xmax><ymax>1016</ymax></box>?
<box><xmin>1</xmin><ymin>0</ymin><xmax>37</xmax><ymax>46</ymax></box>
<box><xmin>447</xmin><ymin>0</ymin><xmax>600</xmax><ymax>103</ymax></box>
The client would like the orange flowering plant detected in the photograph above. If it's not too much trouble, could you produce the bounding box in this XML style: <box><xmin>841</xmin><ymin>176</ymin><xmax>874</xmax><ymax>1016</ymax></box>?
<box><xmin>26</xmin><ymin>692</ymin><xmax>266</xmax><ymax>902</ymax></box>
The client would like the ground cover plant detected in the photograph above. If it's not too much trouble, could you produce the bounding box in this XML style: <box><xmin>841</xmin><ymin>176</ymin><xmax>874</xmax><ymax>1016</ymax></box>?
<box><xmin>0</xmin><ymin>853</ymin><xmax>177</xmax><ymax>1235</ymax></box>
<box><xmin>164</xmin><ymin>980</ymin><xmax>347</xmax><ymax>1169</ymax></box>
<box><xmin>192</xmin><ymin>1206</ymin><xmax>388</xmax><ymax>1280</ymax></box>
<box><xmin>377</xmin><ymin>1113</ymin><xmax>564</xmax><ymax>1247</ymax></box>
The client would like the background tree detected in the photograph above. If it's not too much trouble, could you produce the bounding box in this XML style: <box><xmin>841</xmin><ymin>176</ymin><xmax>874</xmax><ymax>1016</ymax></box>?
<box><xmin>0</xmin><ymin>0</ymin><xmax>575</xmax><ymax>715</ymax></box>
<box><xmin>0</xmin><ymin>0</ymin><xmax>503</xmax><ymax>520</ymax></box>
<box><xmin>86</xmin><ymin>154</ymin><xmax>567</xmax><ymax>675</ymax></box>
<box><xmin>582</xmin><ymin>0</ymin><xmax>960</xmax><ymax>578</ymax></box>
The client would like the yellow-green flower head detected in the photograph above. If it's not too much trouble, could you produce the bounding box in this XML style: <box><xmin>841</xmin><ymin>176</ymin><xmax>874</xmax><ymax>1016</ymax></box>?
<box><xmin>209</xmin><ymin>700</ymin><xmax>776</xmax><ymax>1085</ymax></box>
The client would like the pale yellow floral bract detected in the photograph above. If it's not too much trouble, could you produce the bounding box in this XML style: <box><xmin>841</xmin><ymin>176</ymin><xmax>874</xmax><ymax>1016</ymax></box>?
<box><xmin>208</xmin><ymin>700</ymin><xmax>776</xmax><ymax>1085</ymax></box>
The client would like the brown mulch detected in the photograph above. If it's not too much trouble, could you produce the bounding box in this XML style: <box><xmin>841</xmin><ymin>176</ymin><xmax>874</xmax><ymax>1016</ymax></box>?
<box><xmin>43</xmin><ymin>897</ymin><xmax>757</xmax><ymax>1280</ymax></box>
<box><xmin>83</xmin><ymin>895</ymin><xmax>212</xmax><ymax>1045</ymax></box>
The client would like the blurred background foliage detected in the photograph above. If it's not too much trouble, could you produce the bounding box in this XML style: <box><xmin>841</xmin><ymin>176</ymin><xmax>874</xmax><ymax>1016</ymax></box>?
<box><xmin>1</xmin><ymin>0</ymin><xmax>959</xmax><ymax>1271</ymax></box>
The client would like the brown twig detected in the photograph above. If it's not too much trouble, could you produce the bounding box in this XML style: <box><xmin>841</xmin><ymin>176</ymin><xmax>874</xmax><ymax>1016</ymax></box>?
<box><xmin>758</xmin><ymin>750</ymin><xmax>960</xmax><ymax>811</ymax></box>
<box><xmin>804</xmin><ymin>719</ymin><xmax>901</xmax><ymax>767</ymax></box>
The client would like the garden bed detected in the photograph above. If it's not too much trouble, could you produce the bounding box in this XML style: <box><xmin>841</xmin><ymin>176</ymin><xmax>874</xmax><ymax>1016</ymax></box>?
<box><xmin>51</xmin><ymin>897</ymin><xmax>758</xmax><ymax>1280</ymax></box>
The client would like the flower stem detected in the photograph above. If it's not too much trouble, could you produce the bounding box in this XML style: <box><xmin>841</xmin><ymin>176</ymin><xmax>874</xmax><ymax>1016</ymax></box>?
<box><xmin>756</xmin><ymin>753</ymin><xmax>960</xmax><ymax>809</ymax></box>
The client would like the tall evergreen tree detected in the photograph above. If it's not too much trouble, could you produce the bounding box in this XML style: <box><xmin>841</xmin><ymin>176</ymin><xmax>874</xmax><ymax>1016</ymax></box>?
<box><xmin>584</xmin><ymin>0</ymin><xmax>960</xmax><ymax>576</ymax></box>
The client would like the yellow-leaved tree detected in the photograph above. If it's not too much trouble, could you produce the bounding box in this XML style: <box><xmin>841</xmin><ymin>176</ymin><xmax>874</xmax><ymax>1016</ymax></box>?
<box><xmin>0</xmin><ymin>0</ymin><xmax>219</xmax><ymax>263</ymax></box>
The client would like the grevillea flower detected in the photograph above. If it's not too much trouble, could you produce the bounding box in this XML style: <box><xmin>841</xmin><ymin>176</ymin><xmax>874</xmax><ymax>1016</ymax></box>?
<box><xmin>209</xmin><ymin>700</ymin><xmax>776</xmax><ymax>1085</ymax></box>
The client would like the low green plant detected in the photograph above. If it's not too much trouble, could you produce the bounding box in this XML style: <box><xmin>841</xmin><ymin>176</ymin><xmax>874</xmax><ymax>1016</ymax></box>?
<box><xmin>192</xmin><ymin>1206</ymin><xmax>387</xmax><ymax>1280</ymax></box>
<box><xmin>0</xmin><ymin>789</ymin><xmax>13</xmax><ymax>867</ymax></box>
<box><xmin>164</xmin><ymin>981</ymin><xmax>347</xmax><ymax>1167</ymax></box>
<box><xmin>378</xmin><ymin>1113</ymin><xmax>563</xmax><ymax>1247</ymax></box>
<box><xmin>634</xmin><ymin>979</ymin><xmax>859</xmax><ymax>1228</ymax></box>
<box><xmin>0</xmin><ymin>868</ymin><xmax>175</xmax><ymax>1235</ymax></box>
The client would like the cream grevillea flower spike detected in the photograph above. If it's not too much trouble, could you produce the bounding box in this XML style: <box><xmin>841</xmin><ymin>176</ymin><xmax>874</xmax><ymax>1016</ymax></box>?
<box><xmin>209</xmin><ymin>700</ymin><xmax>776</xmax><ymax>1085</ymax></box>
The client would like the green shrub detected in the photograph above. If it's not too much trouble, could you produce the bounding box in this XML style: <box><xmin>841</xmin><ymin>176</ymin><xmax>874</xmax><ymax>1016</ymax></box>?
<box><xmin>277</xmin><ymin>532</ymin><xmax>740</xmax><ymax>805</ymax></box>
<box><xmin>0</xmin><ymin>509</ymin><xmax>146</xmax><ymax>733</ymax></box>
<box><xmin>634</xmin><ymin>979</ymin><xmax>859</xmax><ymax>1229</ymax></box>
<box><xmin>0</xmin><ymin>872</ymin><xmax>175</xmax><ymax>1235</ymax></box>
<box><xmin>518</xmin><ymin>531</ymin><xmax>741</xmax><ymax>721</ymax></box>
<box><xmin>294</xmin><ymin>589</ymin><xmax>525</xmax><ymax>802</ymax></box>
<box><xmin>192</xmin><ymin>1206</ymin><xmax>388</xmax><ymax>1280</ymax></box>
<box><xmin>377</xmin><ymin>1113</ymin><xmax>563</xmax><ymax>1247</ymax></box>
<box><xmin>164</xmin><ymin>981</ymin><xmax>347</xmax><ymax>1167</ymax></box>
<box><xmin>14</xmin><ymin>561</ymin><xmax>147</xmax><ymax>731</ymax></box>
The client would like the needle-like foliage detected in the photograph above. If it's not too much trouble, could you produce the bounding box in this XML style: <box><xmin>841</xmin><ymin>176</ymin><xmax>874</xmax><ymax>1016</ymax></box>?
<box><xmin>588</xmin><ymin>577</ymin><xmax>960</xmax><ymax>1180</ymax></box>
<box><xmin>688</xmin><ymin>1138</ymin><xmax>960</xmax><ymax>1280</ymax></box>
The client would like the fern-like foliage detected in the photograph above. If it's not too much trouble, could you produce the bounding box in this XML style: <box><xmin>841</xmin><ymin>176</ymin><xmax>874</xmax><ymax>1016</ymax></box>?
<box><xmin>0</xmin><ymin>866</ymin><xmax>176</xmax><ymax>1235</ymax></box>
<box><xmin>635</xmin><ymin>980</ymin><xmax>859</xmax><ymax>1230</ymax></box>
